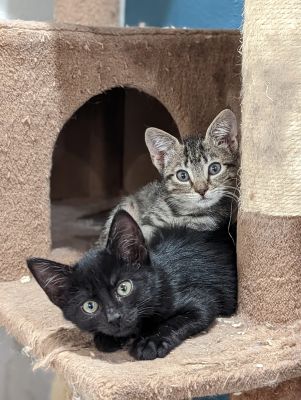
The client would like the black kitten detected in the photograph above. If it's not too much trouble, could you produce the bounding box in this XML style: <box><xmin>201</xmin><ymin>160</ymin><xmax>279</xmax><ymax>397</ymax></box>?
<box><xmin>27</xmin><ymin>211</ymin><xmax>237</xmax><ymax>360</ymax></box>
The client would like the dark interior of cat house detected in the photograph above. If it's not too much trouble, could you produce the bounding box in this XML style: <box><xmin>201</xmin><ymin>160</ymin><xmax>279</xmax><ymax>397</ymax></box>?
<box><xmin>51</xmin><ymin>87</ymin><xmax>179</xmax><ymax>251</ymax></box>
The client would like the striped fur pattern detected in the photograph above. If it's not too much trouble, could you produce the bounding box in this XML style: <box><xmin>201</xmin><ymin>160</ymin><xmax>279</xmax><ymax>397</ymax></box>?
<box><xmin>104</xmin><ymin>109</ymin><xmax>239</xmax><ymax>242</ymax></box>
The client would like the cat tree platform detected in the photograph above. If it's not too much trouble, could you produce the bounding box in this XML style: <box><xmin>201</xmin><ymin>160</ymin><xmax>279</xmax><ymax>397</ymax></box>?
<box><xmin>0</xmin><ymin>250</ymin><xmax>300</xmax><ymax>400</ymax></box>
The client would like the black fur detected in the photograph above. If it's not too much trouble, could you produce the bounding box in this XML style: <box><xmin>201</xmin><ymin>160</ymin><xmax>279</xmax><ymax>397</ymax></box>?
<box><xmin>27</xmin><ymin>211</ymin><xmax>237</xmax><ymax>360</ymax></box>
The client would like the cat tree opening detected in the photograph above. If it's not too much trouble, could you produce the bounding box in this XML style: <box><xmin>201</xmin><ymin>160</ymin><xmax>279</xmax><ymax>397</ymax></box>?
<box><xmin>50</xmin><ymin>87</ymin><xmax>179</xmax><ymax>251</ymax></box>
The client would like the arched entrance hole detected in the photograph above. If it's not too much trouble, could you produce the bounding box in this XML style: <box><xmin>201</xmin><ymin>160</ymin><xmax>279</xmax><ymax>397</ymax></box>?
<box><xmin>51</xmin><ymin>87</ymin><xmax>179</xmax><ymax>251</ymax></box>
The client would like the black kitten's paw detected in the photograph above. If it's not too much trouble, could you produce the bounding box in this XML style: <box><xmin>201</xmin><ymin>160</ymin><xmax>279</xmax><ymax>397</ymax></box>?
<box><xmin>130</xmin><ymin>335</ymin><xmax>174</xmax><ymax>360</ymax></box>
<box><xmin>94</xmin><ymin>333</ymin><xmax>122</xmax><ymax>353</ymax></box>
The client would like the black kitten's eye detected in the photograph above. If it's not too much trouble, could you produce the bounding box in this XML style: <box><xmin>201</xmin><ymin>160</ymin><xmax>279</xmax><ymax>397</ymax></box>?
<box><xmin>82</xmin><ymin>300</ymin><xmax>99</xmax><ymax>314</ymax></box>
<box><xmin>117</xmin><ymin>280</ymin><xmax>133</xmax><ymax>297</ymax></box>
<box><xmin>176</xmin><ymin>169</ymin><xmax>190</xmax><ymax>182</ymax></box>
<box><xmin>208</xmin><ymin>162</ymin><xmax>222</xmax><ymax>175</ymax></box>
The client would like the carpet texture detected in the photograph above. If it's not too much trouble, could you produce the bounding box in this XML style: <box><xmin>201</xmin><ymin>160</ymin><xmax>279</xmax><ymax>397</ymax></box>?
<box><xmin>238</xmin><ymin>0</ymin><xmax>301</xmax><ymax>323</ymax></box>
<box><xmin>235</xmin><ymin>0</ymin><xmax>301</xmax><ymax>398</ymax></box>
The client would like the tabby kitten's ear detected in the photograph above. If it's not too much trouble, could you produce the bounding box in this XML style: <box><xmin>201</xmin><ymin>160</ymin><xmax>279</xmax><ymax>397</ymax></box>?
<box><xmin>205</xmin><ymin>109</ymin><xmax>238</xmax><ymax>151</ymax></box>
<box><xmin>106</xmin><ymin>210</ymin><xmax>149</xmax><ymax>266</ymax></box>
<box><xmin>145</xmin><ymin>128</ymin><xmax>180</xmax><ymax>173</ymax></box>
<box><xmin>27</xmin><ymin>258</ymin><xmax>72</xmax><ymax>307</ymax></box>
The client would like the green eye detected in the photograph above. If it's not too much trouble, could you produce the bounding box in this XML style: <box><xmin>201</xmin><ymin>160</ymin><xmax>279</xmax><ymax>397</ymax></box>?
<box><xmin>82</xmin><ymin>300</ymin><xmax>99</xmax><ymax>314</ymax></box>
<box><xmin>117</xmin><ymin>280</ymin><xmax>133</xmax><ymax>297</ymax></box>
<box><xmin>176</xmin><ymin>169</ymin><xmax>190</xmax><ymax>182</ymax></box>
<box><xmin>208</xmin><ymin>162</ymin><xmax>222</xmax><ymax>175</ymax></box>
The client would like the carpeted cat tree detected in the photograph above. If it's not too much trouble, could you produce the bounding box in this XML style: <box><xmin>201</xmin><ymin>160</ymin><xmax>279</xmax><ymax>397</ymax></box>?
<box><xmin>0</xmin><ymin>0</ymin><xmax>300</xmax><ymax>399</ymax></box>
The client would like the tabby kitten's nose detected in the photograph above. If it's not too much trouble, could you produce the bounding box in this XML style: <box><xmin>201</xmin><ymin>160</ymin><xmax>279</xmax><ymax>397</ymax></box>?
<box><xmin>197</xmin><ymin>187</ymin><xmax>208</xmax><ymax>196</ymax></box>
<box><xmin>107</xmin><ymin>310</ymin><xmax>121</xmax><ymax>323</ymax></box>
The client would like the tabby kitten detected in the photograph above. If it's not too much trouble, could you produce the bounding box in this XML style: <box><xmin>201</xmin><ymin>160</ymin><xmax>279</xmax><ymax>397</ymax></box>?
<box><xmin>27</xmin><ymin>210</ymin><xmax>237</xmax><ymax>360</ymax></box>
<box><xmin>104</xmin><ymin>109</ymin><xmax>239</xmax><ymax>241</ymax></box>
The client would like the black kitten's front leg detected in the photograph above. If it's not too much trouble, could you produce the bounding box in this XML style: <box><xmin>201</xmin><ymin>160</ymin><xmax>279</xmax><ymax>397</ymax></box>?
<box><xmin>131</xmin><ymin>311</ymin><xmax>210</xmax><ymax>360</ymax></box>
<box><xmin>94</xmin><ymin>333</ymin><xmax>126</xmax><ymax>353</ymax></box>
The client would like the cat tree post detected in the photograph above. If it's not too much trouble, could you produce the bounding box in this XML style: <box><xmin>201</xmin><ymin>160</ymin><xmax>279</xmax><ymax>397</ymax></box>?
<box><xmin>234</xmin><ymin>0</ymin><xmax>301</xmax><ymax>398</ymax></box>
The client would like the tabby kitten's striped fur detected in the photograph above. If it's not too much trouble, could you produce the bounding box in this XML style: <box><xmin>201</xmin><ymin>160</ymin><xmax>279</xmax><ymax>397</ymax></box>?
<box><xmin>104</xmin><ymin>109</ymin><xmax>239</xmax><ymax>242</ymax></box>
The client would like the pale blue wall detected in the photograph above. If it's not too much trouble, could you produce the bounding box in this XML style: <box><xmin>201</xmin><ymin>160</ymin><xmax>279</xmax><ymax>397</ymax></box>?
<box><xmin>125</xmin><ymin>0</ymin><xmax>243</xmax><ymax>29</ymax></box>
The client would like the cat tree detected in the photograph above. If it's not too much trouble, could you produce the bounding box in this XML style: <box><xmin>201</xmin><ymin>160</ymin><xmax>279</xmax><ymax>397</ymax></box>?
<box><xmin>0</xmin><ymin>0</ymin><xmax>300</xmax><ymax>399</ymax></box>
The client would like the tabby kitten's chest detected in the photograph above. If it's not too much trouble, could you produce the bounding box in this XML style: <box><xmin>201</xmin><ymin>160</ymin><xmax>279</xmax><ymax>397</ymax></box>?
<box><xmin>139</xmin><ymin>210</ymin><xmax>218</xmax><ymax>241</ymax></box>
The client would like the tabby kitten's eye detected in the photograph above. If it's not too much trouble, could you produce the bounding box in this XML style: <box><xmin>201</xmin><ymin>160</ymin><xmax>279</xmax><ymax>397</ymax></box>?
<box><xmin>117</xmin><ymin>280</ymin><xmax>133</xmax><ymax>297</ymax></box>
<box><xmin>176</xmin><ymin>169</ymin><xmax>190</xmax><ymax>182</ymax></box>
<box><xmin>208</xmin><ymin>162</ymin><xmax>222</xmax><ymax>175</ymax></box>
<box><xmin>82</xmin><ymin>300</ymin><xmax>99</xmax><ymax>314</ymax></box>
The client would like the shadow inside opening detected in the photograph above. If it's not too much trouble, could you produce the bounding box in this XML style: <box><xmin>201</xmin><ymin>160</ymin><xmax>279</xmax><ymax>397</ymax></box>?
<box><xmin>50</xmin><ymin>87</ymin><xmax>179</xmax><ymax>252</ymax></box>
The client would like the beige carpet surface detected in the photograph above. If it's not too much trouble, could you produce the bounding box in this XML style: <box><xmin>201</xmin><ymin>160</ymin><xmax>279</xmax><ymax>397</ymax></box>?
<box><xmin>0</xmin><ymin>268</ymin><xmax>300</xmax><ymax>399</ymax></box>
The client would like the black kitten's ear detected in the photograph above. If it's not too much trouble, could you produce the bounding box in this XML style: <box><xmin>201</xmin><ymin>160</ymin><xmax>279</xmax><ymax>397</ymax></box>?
<box><xmin>106</xmin><ymin>210</ymin><xmax>149</xmax><ymax>265</ymax></box>
<box><xmin>205</xmin><ymin>109</ymin><xmax>238</xmax><ymax>151</ymax></box>
<box><xmin>27</xmin><ymin>258</ymin><xmax>72</xmax><ymax>307</ymax></box>
<box><xmin>145</xmin><ymin>127</ymin><xmax>180</xmax><ymax>173</ymax></box>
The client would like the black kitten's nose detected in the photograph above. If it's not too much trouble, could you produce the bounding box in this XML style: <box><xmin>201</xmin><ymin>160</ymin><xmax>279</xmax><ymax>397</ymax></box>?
<box><xmin>107</xmin><ymin>311</ymin><xmax>121</xmax><ymax>324</ymax></box>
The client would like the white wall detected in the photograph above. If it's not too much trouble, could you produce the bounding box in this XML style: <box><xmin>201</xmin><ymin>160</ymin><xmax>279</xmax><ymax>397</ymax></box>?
<box><xmin>0</xmin><ymin>0</ymin><xmax>54</xmax><ymax>21</ymax></box>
